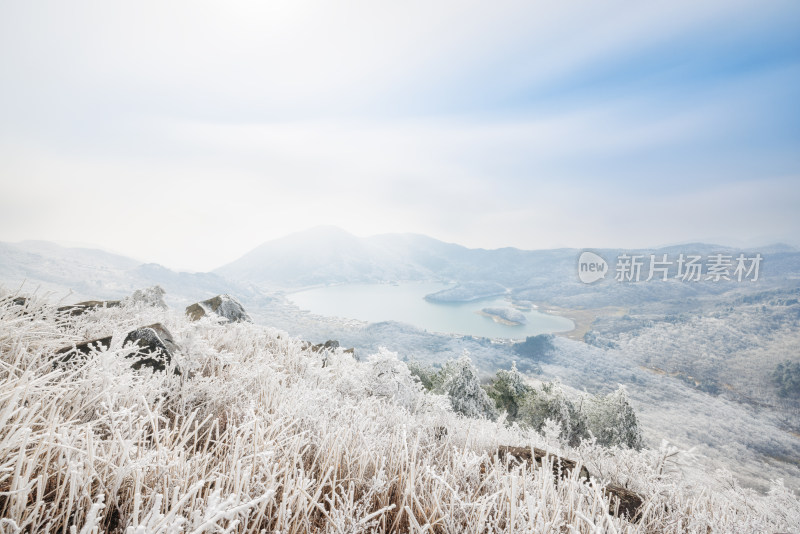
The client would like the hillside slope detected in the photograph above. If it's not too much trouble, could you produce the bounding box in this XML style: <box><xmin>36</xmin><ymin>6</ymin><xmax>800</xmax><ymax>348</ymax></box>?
<box><xmin>0</xmin><ymin>240</ymin><xmax>259</xmax><ymax>308</ymax></box>
<box><xmin>1</xmin><ymin>290</ymin><xmax>798</xmax><ymax>532</ymax></box>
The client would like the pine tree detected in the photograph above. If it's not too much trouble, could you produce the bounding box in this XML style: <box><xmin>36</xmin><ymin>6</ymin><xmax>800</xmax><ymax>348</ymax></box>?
<box><xmin>438</xmin><ymin>354</ymin><xmax>496</xmax><ymax>419</ymax></box>
<box><xmin>517</xmin><ymin>381</ymin><xmax>589</xmax><ymax>447</ymax></box>
<box><xmin>585</xmin><ymin>386</ymin><xmax>643</xmax><ymax>450</ymax></box>
<box><xmin>486</xmin><ymin>361</ymin><xmax>531</xmax><ymax>420</ymax></box>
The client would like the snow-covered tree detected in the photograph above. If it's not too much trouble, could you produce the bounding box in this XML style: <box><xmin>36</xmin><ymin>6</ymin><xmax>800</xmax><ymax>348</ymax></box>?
<box><xmin>485</xmin><ymin>361</ymin><xmax>531</xmax><ymax>420</ymax></box>
<box><xmin>485</xmin><ymin>364</ymin><xmax>643</xmax><ymax>450</ymax></box>
<box><xmin>365</xmin><ymin>349</ymin><xmax>426</xmax><ymax>410</ymax></box>
<box><xmin>407</xmin><ymin>355</ymin><xmax>496</xmax><ymax>419</ymax></box>
<box><xmin>407</xmin><ymin>359</ymin><xmax>441</xmax><ymax>391</ymax></box>
<box><xmin>517</xmin><ymin>381</ymin><xmax>589</xmax><ymax>447</ymax></box>
<box><xmin>438</xmin><ymin>354</ymin><xmax>496</xmax><ymax>419</ymax></box>
<box><xmin>585</xmin><ymin>386</ymin><xmax>644</xmax><ymax>449</ymax></box>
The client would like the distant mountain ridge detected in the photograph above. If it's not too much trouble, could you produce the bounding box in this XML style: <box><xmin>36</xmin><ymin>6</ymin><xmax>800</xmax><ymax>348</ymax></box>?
<box><xmin>2</xmin><ymin>230</ymin><xmax>798</xmax><ymax>309</ymax></box>
<box><xmin>214</xmin><ymin>226</ymin><xmax>579</xmax><ymax>288</ymax></box>
<box><xmin>0</xmin><ymin>240</ymin><xmax>255</xmax><ymax>307</ymax></box>
<box><xmin>214</xmin><ymin>226</ymin><xmax>799</xmax><ymax>291</ymax></box>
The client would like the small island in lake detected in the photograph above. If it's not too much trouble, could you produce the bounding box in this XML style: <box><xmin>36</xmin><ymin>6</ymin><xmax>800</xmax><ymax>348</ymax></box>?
<box><xmin>479</xmin><ymin>306</ymin><xmax>527</xmax><ymax>326</ymax></box>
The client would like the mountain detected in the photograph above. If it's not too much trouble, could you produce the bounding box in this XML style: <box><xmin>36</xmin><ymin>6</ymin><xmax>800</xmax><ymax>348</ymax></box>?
<box><xmin>5</xmin><ymin>231</ymin><xmax>799</xmax><ymax>309</ymax></box>
<box><xmin>215</xmin><ymin>227</ymin><xmax>800</xmax><ymax>308</ymax></box>
<box><xmin>215</xmin><ymin>226</ymin><xmax>579</xmax><ymax>288</ymax></box>
<box><xmin>215</xmin><ymin>226</ymin><xmax>402</xmax><ymax>285</ymax></box>
<box><xmin>0</xmin><ymin>240</ymin><xmax>257</xmax><ymax>307</ymax></box>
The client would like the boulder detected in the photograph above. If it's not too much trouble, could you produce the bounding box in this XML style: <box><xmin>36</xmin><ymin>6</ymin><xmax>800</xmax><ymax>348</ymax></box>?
<box><xmin>55</xmin><ymin>323</ymin><xmax>179</xmax><ymax>374</ymax></box>
<box><xmin>186</xmin><ymin>294</ymin><xmax>251</xmax><ymax>323</ymax></box>
<box><xmin>123</xmin><ymin>286</ymin><xmax>168</xmax><ymax>309</ymax></box>
<box><xmin>497</xmin><ymin>445</ymin><xmax>590</xmax><ymax>481</ymax></box>
<box><xmin>302</xmin><ymin>340</ymin><xmax>357</xmax><ymax>358</ymax></box>
<box><xmin>55</xmin><ymin>336</ymin><xmax>113</xmax><ymax>365</ymax></box>
<box><xmin>300</xmin><ymin>339</ymin><xmax>358</xmax><ymax>367</ymax></box>
<box><xmin>602</xmin><ymin>483</ymin><xmax>644</xmax><ymax>523</ymax></box>
<box><xmin>496</xmin><ymin>445</ymin><xmax>644</xmax><ymax>523</ymax></box>
<box><xmin>5</xmin><ymin>296</ymin><xmax>28</xmax><ymax>307</ymax></box>
<box><xmin>311</xmin><ymin>339</ymin><xmax>339</xmax><ymax>352</ymax></box>
<box><xmin>123</xmin><ymin>323</ymin><xmax>180</xmax><ymax>373</ymax></box>
<box><xmin>57</xmin><ymin>300</ymin><xmax>121</xmax><ymax>318</ymax></box>
<box><xmin>1</xmin><ymin>296</ymin><xmax>32</xmax><ymax>316</ymax></box>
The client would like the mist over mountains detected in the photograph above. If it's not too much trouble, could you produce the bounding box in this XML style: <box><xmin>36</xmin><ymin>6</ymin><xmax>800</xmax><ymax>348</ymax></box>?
<box><xmin>3</xmin><ymin>228</ymin><xmax>800</xmax><ymax>493</ymax></box>
<box><xmin>215</xmin><ymin>225</ymin><xmax>550</xmax><ymax>288</ymax></box>
<box><xmin>215</xmin><ymin>226</ymin><xmax>800</xmax><ymax>310</ymax></box>
<box><xmin>0</xmin><ymin>240</ymin><xmax>248</xmax><ymax>307</ymax></box>
<box><xmin>4</xmin><ymin>226</ymin><xmax>799</xmax><ymax>309</ymax></box>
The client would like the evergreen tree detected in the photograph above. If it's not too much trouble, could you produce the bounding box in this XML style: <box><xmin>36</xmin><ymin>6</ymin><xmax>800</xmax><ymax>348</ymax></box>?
<box><xmin>438</xmin><ymin>354</ymin><xmax>497</xmax><ymax>419</ymax></box>
<box><xmin>485</xmin><ymin>361</ymin><xmax>531</xmax><ymax>420</ymax></box>
<box><xmin>517</xmin><ymin>381</ymin><xmax>590</xmax><ymax>447</ymax></box>
<box><xmin>773</xmin><ymin>360</ymin><xmax>800</xmax><ymax>398</ymax></box>
<box><xmin>585</xmin><ymin>386</ymin><xmax>643</xmax><ymax>450</ymax></box>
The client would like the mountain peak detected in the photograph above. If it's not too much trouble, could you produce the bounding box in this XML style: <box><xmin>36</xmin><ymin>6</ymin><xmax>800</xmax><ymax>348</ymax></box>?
<box><xmin>291</xmin><ymin>225</ymin><xmax>356</xmax><ymax>239</ymax></box>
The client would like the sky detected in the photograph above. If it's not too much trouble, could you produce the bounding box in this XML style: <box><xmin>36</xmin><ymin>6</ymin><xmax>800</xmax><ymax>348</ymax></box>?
<box><xmin>1</xmin><ymin>1</ymin><xmax>799</xmax><ymax>272</ymax></box>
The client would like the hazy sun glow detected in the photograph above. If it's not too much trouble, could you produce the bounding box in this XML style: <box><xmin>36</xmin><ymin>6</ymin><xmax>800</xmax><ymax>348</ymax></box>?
<box><xmin>1</xmin><ymin>1</ymin><xmax>798</xmax><ymax>270</ymax></box>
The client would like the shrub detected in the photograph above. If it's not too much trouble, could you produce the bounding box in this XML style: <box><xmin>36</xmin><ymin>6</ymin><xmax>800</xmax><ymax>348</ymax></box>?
<box><xmin>407</xmin><ymin>355</ymin><xmax>496</xmax><ymax>419</ymax></box>
<box><xmin>773</xmin><ymin>360</ymin><xmax>800</xmax><ymax>398</ymax></box>
<box><xmin>585</xmin><ymin>386</ymin><xmax>644</xmax><ymax>450</ymax></box>
<box><xmin>513</xmin><ymin>333</ymin><xmax>556</xmax><ymax>361</ymax></box>
<box><xmin>485</xmin><ymin>361</ymin><xmax>531</xmax><ymax>419</ymax></box>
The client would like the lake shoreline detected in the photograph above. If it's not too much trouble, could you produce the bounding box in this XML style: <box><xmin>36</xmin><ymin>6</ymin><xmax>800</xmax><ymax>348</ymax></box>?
<box><xmin>289</xmin><ymin>281</ymin><xmax>575</xmax><ymax>340</ymax></box>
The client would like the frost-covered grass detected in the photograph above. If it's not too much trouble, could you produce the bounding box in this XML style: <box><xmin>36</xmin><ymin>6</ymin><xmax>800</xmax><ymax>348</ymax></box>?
<box><xmin>1</xmin><ymin>291</ymin><xmax>799</xmax><ymax>533</ymax></box>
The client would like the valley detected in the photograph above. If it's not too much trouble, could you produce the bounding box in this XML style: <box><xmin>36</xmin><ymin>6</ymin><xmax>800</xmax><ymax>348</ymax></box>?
<box><xmin>2</xmin><ymin>229</ymin><xmax>800</xmax><ymax>493</ymax></box>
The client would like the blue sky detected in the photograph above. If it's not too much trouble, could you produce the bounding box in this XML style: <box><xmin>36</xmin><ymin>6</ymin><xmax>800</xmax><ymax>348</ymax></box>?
<box><xmin>0</xmin><ymin>1</ymin><xmax>798</xmax><ymax>271</ymax></box>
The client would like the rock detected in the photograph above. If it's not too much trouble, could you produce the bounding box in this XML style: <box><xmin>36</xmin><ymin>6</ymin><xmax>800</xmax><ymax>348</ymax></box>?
<box><xmin>602</xmin><ymin>483</ymin><xmax>644</xmax><ymax>523</ymax></box>
<box><xmin>497</xmin><ymin>445</ymin><xmax>590</xmax><ymax>482</ymax></box>
<box><xmin>300</xmin><ymin>339</ymin><xmax>357</xmax><ymax>367</ymax></box>
<box><xmin>5</xmin><ymin>296</ymin><xmax>29</xmax><ymax>307</ymax></box>
<box><xmin>1</xmin><ymin>296</ymin><xmax>32</xmax><ymax>316</ymax></box>
<box><xmin>308</xmin><ymin>340</ymin><xmax>338</xmax><ymax>368</ymax></box>
<box><xmin>53</xmin><ymin>323</ymin><xmax>180</xmax><ymax>374</ymax></box>
<box><xmin>57</xmin><ymin>300</ymin><xmax>121</xmax><ymax>318</ymax></box>
<box><xmin>186</xmin><ymin>294</ymin><xmax>251</xmax><ymax>323</ymax></box>
<box><xmin>124</xmin><ymin>286</ymin><xmax>168</xmax><ymax>309</ymax></box>
<box><xmin>311</xmin><ymin>339</ymin><xmax>339</xmax><ymax>352</ymax></box>
<box><xmin>55</xmin><ymin>336</ymin><xmax>113</xmax><ymax>365</ymax></box>
<box><xmin>302</xmin><ymin>339</ymin><xmax>356</xmax><ymax>356</ymax></box>
<box><xmin>123</xmin><ymin>323</ymin><xmax>179</xmax><ymax>373</ymax></box>
<box><xmin>496</xmin><ymin>445</ymin><xmax>644</xmax><ymax>523</ymax></box>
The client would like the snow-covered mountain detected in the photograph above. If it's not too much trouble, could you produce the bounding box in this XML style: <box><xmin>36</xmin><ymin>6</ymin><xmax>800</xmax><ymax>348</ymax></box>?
<box><xmin>0</xmin><ymin>240</ymin><xmax>257</xmax><ymax>307</ymax></box>
<box><xmin>215</xmin><ymin>226</ymin><xmax>585</xmax><ymax>288</ymax></box>
<box><xmin>215</xmin><ymin>227</ymin><xmax>800</xmax><ymax>309</ymax></box>
<box><xmin>3</xmin><ymin>233</ymin><xmax>800</xmax><ymax>495</ymax></box>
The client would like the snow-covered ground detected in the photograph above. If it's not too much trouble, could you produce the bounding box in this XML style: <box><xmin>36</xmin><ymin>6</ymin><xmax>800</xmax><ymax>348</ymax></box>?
<box><xmin>1</xmin><ymin>291</ymin><xmax>799</xmax><ymax>532</ymax></box>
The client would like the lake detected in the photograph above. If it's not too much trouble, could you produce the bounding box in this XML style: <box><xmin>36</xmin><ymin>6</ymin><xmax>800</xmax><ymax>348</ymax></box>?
<box><xmin>289</xmin><ymin>282</ymin><xmax>574</xmax><ymax>339</ymax></box>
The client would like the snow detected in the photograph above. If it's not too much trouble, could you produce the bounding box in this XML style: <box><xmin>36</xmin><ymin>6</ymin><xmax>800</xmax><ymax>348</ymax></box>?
<box><xmin>3</xmin><ymin>289</ymin><xmax>798</xmax><ymax>531</ymax></box>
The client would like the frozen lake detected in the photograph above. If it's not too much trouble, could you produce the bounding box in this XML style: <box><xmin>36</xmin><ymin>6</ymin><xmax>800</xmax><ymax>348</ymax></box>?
<box><xmin>289</xmin><ymin>282</ymin><xmax>574</xmax><ymax>339</ymax></box>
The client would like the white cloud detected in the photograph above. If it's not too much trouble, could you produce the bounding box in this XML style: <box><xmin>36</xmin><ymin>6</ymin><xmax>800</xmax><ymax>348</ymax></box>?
<box><xmin>0</xmin><ymin>0</ymin><xmax>798</xmax><ymax>269</ymax></box>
